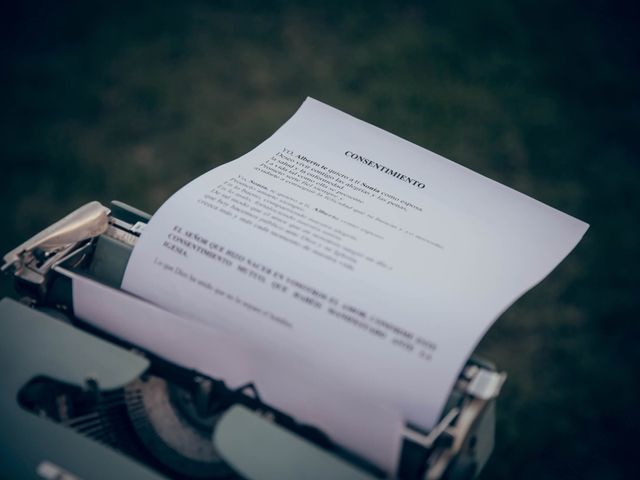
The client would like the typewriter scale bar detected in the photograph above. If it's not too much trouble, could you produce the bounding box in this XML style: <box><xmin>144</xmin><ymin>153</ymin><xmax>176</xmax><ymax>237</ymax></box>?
<box><xmin>2</xmin><ymin>201</ymin><xmax>505</xmax><ymax>480</ymax></box>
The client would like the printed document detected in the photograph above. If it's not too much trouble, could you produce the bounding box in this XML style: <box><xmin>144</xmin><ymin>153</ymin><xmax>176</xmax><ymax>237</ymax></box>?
<box><xmin>119</xmin><ymin>98</ymin><xmax>588</xmax><ymax>472</ymax></box>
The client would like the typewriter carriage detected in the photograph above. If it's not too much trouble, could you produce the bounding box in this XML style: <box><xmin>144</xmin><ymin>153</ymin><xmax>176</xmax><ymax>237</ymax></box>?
<box><xmin>1</xmin><ymin>201</ymin><xmax>505</xmax><ymax>480</ymax></box>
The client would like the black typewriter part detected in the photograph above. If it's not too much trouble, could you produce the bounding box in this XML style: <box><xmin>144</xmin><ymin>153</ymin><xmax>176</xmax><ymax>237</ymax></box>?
<box><xmin>12</xmin><ymin>297</ymin><xmax>493</xmax><ymax>480</ymax></box>
<box><xmin>18</xmin><ymin>375</ymin><xmax>235</xmax><ymax>479</ymax></box>
<box><xmin>15</xmin><ymin>365</ymin><xmax>391</xmax><ymax>479</ymax></box>
<box><xmin>15</xmin><ymin>359</ymin><xmax>480</xmax><ymax>480</ymax></box>
<box><xmin>14</xmin><ymin>311</ymin><xmax>392</xmax><ymax>480</ymax></box>
<box><xmin>123</xmin><ymin>375</ymin><xmax>234</xmax><ymax>478</ymax></box>
<box><xmin>3</xmin><ymin>202</ymin><xmax>503</xmax><ymax>480</ymax></box>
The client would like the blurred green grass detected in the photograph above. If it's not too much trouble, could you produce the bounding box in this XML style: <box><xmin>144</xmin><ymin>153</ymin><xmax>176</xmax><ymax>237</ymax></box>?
<box><xmin>1</xmin><ymin>1</ymin><xmax>638</xmax><ymax>478</ymax></box>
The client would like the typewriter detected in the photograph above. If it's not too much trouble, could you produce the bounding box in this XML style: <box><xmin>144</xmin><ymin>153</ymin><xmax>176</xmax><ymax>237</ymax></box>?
<box><xmin>0</xmin><ymin>201</ymin><xmax>506</xmax><ymax>480</ymax></box>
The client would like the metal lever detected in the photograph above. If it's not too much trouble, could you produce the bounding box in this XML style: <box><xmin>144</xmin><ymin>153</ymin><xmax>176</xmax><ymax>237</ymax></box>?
<box><xmin>2</xmin><ymin>201</ymin><xmax>110</xmax><ymax>272</ymax></box>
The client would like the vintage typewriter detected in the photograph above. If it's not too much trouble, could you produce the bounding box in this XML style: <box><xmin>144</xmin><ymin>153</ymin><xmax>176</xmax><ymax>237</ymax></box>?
<box><xmin>0</xmin><ymin>201</ymin><xmax>506</xmax><ymax>480</ymax></box>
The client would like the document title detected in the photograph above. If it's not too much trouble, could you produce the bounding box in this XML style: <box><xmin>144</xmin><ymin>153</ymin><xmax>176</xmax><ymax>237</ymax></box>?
<box><xmin>345</xmin><ymin>150</ymin><xmax>426</xmax><ymax>190</ymax></box>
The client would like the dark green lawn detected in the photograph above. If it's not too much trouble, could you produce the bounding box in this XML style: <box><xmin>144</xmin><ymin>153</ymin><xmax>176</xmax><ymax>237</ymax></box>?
<box><xmin>1</xmin><ymin>1</ymin><xmax>638</xmax><ymax>478</ymax></box>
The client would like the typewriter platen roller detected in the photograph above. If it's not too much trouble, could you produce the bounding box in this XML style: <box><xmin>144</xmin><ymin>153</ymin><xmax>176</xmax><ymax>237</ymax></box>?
<box><xmin>0</xmin><ymin>201</ymin><xmax>505</xmax><ymax>480</ymax></box>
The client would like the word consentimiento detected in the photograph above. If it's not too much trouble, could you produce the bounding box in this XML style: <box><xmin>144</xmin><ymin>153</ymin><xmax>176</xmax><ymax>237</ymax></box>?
<box><xmin>345</xmin><ymin>151</ymin><xmax>426</xmax><ymax>190</ymax></box>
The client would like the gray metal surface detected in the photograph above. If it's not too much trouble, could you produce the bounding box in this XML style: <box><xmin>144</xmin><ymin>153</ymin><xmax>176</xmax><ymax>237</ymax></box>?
<box><xmin>214</xmin><ymin>405</ymin><xmax>379</xmax><ymax>480</ymax></box>
<box><xmin>0</xmin><ymin>298</ymin><xmax>164</xmax><ymax>480</ymax></box>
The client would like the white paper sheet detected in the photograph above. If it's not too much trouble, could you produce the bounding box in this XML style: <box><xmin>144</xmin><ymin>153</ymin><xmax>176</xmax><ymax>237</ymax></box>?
<box><xmin>63</xmin><ymin>267</ymin><xmax>403</xmax><ymax>473</ymax></box>
<box><xmin>119</xmin><ymin>97</ymin><xmax>588</xmax><ymax>471</ymax></box>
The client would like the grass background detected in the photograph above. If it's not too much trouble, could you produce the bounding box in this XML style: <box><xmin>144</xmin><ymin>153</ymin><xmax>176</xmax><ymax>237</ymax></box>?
<box><xmin>1</xmin><ymin>1</ymin><xmax>638</xmax><ymax>478</ymax></box>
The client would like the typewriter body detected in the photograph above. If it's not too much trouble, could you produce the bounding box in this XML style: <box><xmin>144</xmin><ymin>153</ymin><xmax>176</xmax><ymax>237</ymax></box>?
<box><xmin>0</xmin><ymin>201</ymin><xmax>505</xmax><ymax>480</ymax></box>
